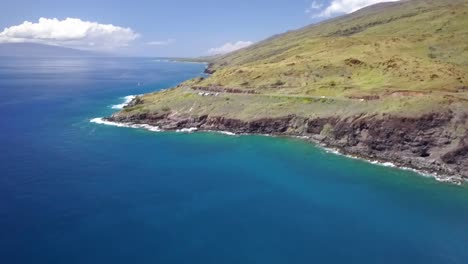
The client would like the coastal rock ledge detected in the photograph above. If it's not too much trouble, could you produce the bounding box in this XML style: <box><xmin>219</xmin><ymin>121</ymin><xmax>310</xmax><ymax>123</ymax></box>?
<box><xmin>107</xmin><ymin>110</ymin><xmax>468</xmax><ymax>185</ymax></box>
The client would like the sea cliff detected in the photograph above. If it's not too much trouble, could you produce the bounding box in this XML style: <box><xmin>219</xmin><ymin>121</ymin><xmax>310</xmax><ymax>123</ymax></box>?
<box><xmin>106</xmin><ymin>0</ymin><xmax>468</xmax><ymax>184</ymax></box>
<box><xmin>107</xmin><ymin>105</ymin><xmax>467</xmax><ymax>184</ymax></box>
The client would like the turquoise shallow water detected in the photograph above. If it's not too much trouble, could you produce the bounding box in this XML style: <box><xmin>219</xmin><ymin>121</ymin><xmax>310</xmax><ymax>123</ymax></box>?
<box><xmin>1</xmin><ymin>57</ymin><xmax>468</xmax><ymax>263</ymax></box>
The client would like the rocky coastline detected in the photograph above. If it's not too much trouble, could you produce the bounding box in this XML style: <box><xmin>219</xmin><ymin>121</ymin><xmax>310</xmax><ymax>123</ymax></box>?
<box><xmin>101</xmin><ymin>0</ymin><xmax>468</xmax><ymax>187</ymax></box>
<box><xmin>107</xmin><ymin>106</ymin><xmax>468</xmax><ymax>185</ymax></box>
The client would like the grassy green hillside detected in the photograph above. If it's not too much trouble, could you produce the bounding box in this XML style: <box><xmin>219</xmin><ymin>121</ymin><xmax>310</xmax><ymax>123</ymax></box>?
<box><xmin>119</xmin><ymin>0</ymin><xmax>468</xmax><ymax>120</ymax></box>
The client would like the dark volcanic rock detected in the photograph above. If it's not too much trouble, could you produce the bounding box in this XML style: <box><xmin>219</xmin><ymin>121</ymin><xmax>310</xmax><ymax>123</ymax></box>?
<box><xmin>108</xmin><ymin>110</ymin><xmax>467</xmax><ymax>184</ymax></box>
<box><xmin>441</xmin><ymin>140</ymin><xmax>468</xmax><ymax>164</ymax></box>
<box><xmin>124</xmin><ymin>96</ymin><xmax>144</xmax><ymax>108</ymax></box>
<box><xmin>204</xmin><ymin>63</ymin><xmax>216</xmax><ymax>74</ymax></box>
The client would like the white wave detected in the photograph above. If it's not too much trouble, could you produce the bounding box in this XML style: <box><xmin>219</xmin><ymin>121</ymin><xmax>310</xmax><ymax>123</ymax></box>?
<box><xmin>324</xmin><ymin>147</ymin><xmax>342</xmax><ymax>155</ymax></box>
<box><xmin>90</xmin><ymin>118</ymin><xmax>162</xmax><ymax>132</ymax></box>
<box><xmin>110</xmin><ymin>95</ymin><xmax>136</xmax><ymax>109</ymax></box>
<box><xmin>89</xmin><ymin>117</ymin><xmax>462</xmax><ymax>184</ymax></box>
<box><xmin>320</xmin><ymin>145</ymin><xmax>463</xmax><ymax>183</ymax></box>
<box><xmin>177</xmin><ymin>127</ymin><xmax>198</xmax><ymax>133</ymax></box>
<box><xmin>91</xmin><ymin>117</ymin><xmax>239</xmax><ymax>137</ymax></box>
<box><xmin>216</xmin><ymin>131</ymin><xmax>237</xmax><ymax>136</ymax></box>
<box><xmin>369</xmin><ymin>160</ymin><xmax>396</xmax><ymax>168</ymax></box>
<box><xmin>90</xmin><ymin>117</ymin><xmax>129</xmax><ymax>127</ymax></box>
<box><xmin>381</xmin><ymin>162</ymin><xmax>397</xmax><ymax>168</ymax></box>
<box><xmin>89</xmin><ymin>116</ymin><xmax>462</xmax><ymax>184</ymax></box>
<box><xmin>326</xmin><ymin>149</ymin><xmax>398</xmax><ymax>169</ymax></box>
<box><xmin>324</xmin><ymin>146</ymin><xmax>397</xmax><ymax>169</ymax></box>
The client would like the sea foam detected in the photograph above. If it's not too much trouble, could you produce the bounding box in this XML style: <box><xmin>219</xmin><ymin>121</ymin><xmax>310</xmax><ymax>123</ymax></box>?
<box><xmin>322</xmin><ymin>145</ymin><xmax>463</xmax><ymax>184</ymax></box>
<box><xmin>176</xmin><ymin>127</ymin><xmax>198</xmax><ymax>133</ymax></box>
<box><xmin>91</xmin><ymin>119</ymin><xmax>240</xmax><ymax>136</ymax></box>
<box><xmin>90</xmin><ymin>118</ymin><xmax>162</xmax><ymax>132</ymax></box>
<box><xmin>111</xmin><ymin>95</ymin><xmax>137</xmax><ymax>109</ymax></box>
<box><xmin>216</xmin><ymin>131</ymin><xmax>237</xmax><ymax>136</ymax></box>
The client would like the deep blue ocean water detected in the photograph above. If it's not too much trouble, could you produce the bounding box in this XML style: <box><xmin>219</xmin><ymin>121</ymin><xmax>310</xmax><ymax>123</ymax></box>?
<box><xmin>1</xmin><ymin>57</ymin><xmax>468</xmax><ymax>264</ymax></box>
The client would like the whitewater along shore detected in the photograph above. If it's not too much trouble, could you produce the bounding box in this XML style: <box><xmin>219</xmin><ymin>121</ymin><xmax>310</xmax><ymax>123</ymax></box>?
<box><xmin>102</xmin><ymin>0</ymin><xmax>468</xmax><ymax>186</ymax></box>
<box><xmin>105</xmin><ymin>98</ymin><xmax>468</xmax><ymax>185</ymax></box>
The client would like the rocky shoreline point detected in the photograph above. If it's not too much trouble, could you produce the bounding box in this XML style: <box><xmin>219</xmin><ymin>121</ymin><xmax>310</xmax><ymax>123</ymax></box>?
<box><xmin>107</xmin><ymin>0</ymin><xmax>468</xmax><ymax>186</ymax></box>
<box><xmin>107</xmin><ymin>101</ymin><xmax>468</xmax><ymax>185</ymax></box>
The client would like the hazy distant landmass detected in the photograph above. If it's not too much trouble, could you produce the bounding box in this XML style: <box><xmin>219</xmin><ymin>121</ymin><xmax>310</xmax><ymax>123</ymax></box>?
<box><xmin>0</xmin><ymin>43</ymin><xmax>101</xmax><ymax>57</ymax></box>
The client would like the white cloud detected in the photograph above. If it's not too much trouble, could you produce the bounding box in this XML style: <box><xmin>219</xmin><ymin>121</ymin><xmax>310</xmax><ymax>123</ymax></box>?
<box><xmin>306</xmin><ymin>1</ymin><xmax>323</xmax><ymax>14</ymax></box>
<box><xmin>146</xmin><ymin>39</ymin><xmax>175</xmax><ymax>46</ymax></box>
<box><xmin>314</xmin><ymin>0</ymin><xmax>400</xmax><ymax>18</ymax></box>
<box><xmin>0</xmin><ymin>17</ymin><xmax>139</xmax><ymax>50</ymax></box>
<box><xmin>208</xmin><ymin>41</ymin><xmax>253</xmax><ymax>55</ymax></box>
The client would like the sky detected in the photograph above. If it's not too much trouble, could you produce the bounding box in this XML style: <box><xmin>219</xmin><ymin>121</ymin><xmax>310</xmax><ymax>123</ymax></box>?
<box><xmin>0</xmin><ymin>0</ymin><xmax>398</xmax><ymax>57</ymax></box>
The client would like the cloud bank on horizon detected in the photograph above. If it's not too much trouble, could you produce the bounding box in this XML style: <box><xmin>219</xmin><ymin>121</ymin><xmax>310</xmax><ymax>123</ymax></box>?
<box><xmin>208</xmin><ymin>41</ymin><xmax>253</xmax><ymax>55</ymax></box>
<box><xmin>0</xmin><ymin>17</ymin><xmax>254</xmax><ymax>55</ymax></box>
<box><xmin>0</xmin><ymin>1</ymin><xmax>400</xmax><ymax>55</ymax></box>
<box><xmin>308</xmin><ymin>0</ymin><xmax>400</xmax><ymax>17</ymax></box>
<box><xmin>0</xmin><ymin>18</ymin><xmax>139</xmax><ymax>50</ymax></box>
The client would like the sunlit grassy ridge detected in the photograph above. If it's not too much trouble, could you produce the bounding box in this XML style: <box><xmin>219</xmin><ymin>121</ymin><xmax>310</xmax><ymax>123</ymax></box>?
<box><xmin>122</xmin><ymin>0</ymin><xmax>468</xmax><ymax>120</ymax></box>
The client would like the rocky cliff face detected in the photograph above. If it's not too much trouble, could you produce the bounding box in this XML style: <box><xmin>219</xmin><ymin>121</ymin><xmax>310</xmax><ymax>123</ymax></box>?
<box><xmin>108</xmin><ymin>110</ymin><xmax>468</xmax><ymax>184</ymax></box>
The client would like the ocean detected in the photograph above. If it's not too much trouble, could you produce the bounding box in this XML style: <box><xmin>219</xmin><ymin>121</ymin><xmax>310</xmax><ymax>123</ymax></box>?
<box><xmin>1</xmin><ymin>57</ymin><xmax>468</xmax><ymax>263</ymax></box>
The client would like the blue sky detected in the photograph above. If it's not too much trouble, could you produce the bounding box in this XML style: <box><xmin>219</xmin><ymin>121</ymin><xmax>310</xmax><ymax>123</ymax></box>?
<box><xmin>0</xmin><ymin>0</ymin><xmax>397</xmax><ymax>56</ymax></box>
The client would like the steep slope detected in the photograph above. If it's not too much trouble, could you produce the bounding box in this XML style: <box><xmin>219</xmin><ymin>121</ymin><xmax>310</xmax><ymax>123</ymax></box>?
<box><xmin>200</xmin><ymin>0</ymin><xmax>467</xmax><ymax>95</ymax></box>
<box><xmin>109</xmin><ymin>0</ymin><xmax>468</xmax><ymax>183</ymax></box>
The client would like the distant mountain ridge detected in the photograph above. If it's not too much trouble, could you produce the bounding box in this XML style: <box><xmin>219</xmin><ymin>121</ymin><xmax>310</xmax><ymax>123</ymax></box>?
<box><xmin>0</xmin><ymin>43</ymin><xmax>101</xmax><ymax>57</ymax></box>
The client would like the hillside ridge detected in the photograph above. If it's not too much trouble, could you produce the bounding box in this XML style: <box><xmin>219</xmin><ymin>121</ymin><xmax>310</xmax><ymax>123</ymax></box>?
<box><xmin>109</xmin><ymin>0</ymin><xmax>468</xmax><ymax>184</ymax></box>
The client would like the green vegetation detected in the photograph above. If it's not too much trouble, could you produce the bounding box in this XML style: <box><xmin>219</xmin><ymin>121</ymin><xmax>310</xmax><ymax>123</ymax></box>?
<box><xmin>118</xmin><ymin>0</ymin><xmax>468</xmax><ymax>121</ymax></box>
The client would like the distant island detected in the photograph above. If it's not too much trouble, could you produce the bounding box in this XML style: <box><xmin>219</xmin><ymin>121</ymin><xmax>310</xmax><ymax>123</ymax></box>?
<box><xmin>0</xmin><ymin>43</ymin><xmax>104</xmax><ymax>57</ymax></box>
<box><xmin>106</xmin><ymin>0</ymin><xmax>468</xmax><ymax>184</ymax></box>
